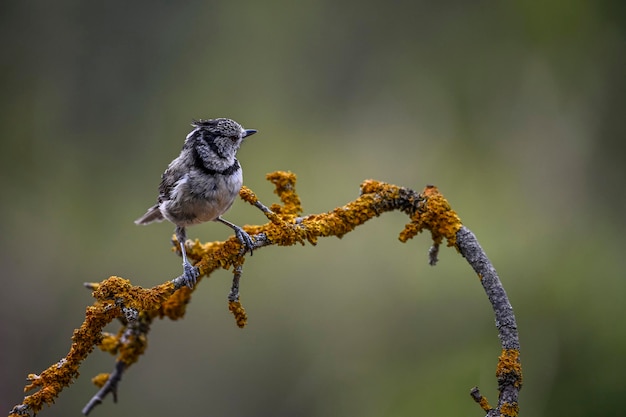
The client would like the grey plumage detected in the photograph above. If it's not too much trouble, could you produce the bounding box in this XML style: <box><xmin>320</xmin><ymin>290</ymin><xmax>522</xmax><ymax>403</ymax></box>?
<box><xmin>136</xmin><ymin>118</ymin><xmax>257</xmax><ymax>288</ymax></box>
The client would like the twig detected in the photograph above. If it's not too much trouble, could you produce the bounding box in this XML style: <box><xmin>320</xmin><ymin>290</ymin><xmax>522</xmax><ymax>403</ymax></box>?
<box><xmin>470</xmin><ymin>386</ymin><xmax>493</xmax><ymax>412</ymax></box>
<box><xmin>81</xmin><ymin>360</ymin><xmax>126</xmax><ymax>415</ymax></box>
<box><xmin>456</xmin><ymin>226</ymin><xmax>522</xmax><ymax>416</ymax></box>
<box><xmin>228</xmin><ymin>264</ymin><xmax>248</xmax><ymax>328</ymax></box>
<box><xmin>228</xmin><ymin>264</ymin><xmax>243</xmax><ymax>302</ymax></box>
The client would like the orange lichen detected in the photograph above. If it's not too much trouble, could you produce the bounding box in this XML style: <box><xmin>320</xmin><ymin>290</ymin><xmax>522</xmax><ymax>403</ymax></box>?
<box><xmin>91</xmin><ymin>276</ymin><xmax>176</xmax><ymax>312</ymax></box>
<box><xmin>499</xmin><ymin>401</ymin><xmax>520</xmax><ymax>417</ymax></box>
<box><xmin>118</xmin><ymin>332</ymin><xmax>147</xmax><ymax>366</ymax></box>
<box><xmin>91</xmin><ymin>373</ymin><xmax>110</xmax><ymax>389</ymax></box>
<box><xmin>228</xmin><ymin>301</ymin><xmax>248</xmax><ymax>328</ymax></box>
<box><xmin>239</xmin><ymin>185</ymin><xmax>259</xmax><ymax>205</ymax></box>
<box><xmin>399</xmin><ymin>185</ymin><xmax>462</xmax><ymax>246</ymax></box>
<box><xmin>496</xmin><ymin>348</ymin><xmax>523</xmax><ymax>388</ymax></box>
<box><xmin>266</xmin><ymin>171</ymin><xmax>302</xmax><ymax>216</ymax></box>
<box><xmin>97</xmin><ymin>332</ymin><xmax>120</xmax><ymax>354</ymax></box>
<box><xmin>477</xmin><ymin>395</ymin><xmax>492</xmax><ymax>411</ymax></box>
<box><xmin>159</xmin><ymin>285</ymin><xmax>191</xmax><ymax>320</ymax></box>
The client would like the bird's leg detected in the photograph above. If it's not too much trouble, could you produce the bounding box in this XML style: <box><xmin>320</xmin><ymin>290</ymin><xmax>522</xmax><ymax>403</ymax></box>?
<box><xmin>216</xmin><ymin>217</ymin><xmax>255</xmax><ymax>256</ymax></box>
<box><xmin>175</xmin><ymin>226</ymin><xmax>199</xmax><ymax>289</ymax></box>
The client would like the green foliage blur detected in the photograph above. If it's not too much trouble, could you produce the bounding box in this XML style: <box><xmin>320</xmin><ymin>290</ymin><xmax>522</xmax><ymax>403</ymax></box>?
<box><xmin>1</xmin><ymin>1</ymin><xmax>624</xmax><ymax>416</ymax></box>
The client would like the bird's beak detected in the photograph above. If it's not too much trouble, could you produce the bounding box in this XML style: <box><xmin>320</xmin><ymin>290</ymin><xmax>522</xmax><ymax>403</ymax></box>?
<box><xmin>244</xmin><ymin>129</ymin><xmax>257</xmax><ymax>138</ymax></box>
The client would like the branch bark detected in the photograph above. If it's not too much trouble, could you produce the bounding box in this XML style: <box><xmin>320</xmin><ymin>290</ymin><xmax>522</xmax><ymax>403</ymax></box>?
<box><xmin>457</xmin><ymin>226</ymin><xmax>522</xmax><ymax>416</ymax></box>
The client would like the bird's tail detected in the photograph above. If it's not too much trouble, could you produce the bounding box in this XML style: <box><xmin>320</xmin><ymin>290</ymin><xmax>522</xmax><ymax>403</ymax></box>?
<box><xmin>134</xmin><ymin>205</ymin><xmax>164</xmax><ymax>225</ymax></box>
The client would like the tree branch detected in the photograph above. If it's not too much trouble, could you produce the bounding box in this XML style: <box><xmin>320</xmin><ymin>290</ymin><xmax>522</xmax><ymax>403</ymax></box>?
<box><xmin>8</xmin><ymin>171</ymin><xmax>522</xmax><ymax>417</ymax></box>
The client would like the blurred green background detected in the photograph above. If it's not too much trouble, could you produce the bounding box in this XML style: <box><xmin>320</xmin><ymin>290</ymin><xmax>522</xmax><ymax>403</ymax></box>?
<box><xmin>1</xmin><ymin>1</ymin><xmax>625</xmax><ymax>416</ymax></box>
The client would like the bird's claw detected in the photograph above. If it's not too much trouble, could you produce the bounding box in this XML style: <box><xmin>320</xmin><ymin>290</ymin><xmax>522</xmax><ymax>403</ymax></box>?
<box><xmin>182</xmin><ymin>262</ymin><xmax>199</xmax><ymax>289</ymax></box>
<box><xmin>234</xmin><ymin>228</ymin><xmax>255</xmax><ymax>256</ymax></box>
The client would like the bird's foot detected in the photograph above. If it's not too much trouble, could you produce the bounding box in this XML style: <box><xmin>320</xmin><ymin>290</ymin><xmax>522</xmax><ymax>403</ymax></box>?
<box><xmin>233</xmin><ymin>227</ymin><xmax>255</xmax><ymax>256</ymax></box>
<box><xmin>181</xmin><ymin>261</ymin><xmax>199</xmax><ymax>289</ymax></box>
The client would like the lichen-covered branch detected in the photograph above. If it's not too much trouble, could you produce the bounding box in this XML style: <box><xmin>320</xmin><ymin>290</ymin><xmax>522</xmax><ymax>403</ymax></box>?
<box><xmin>8</xmin><ymin>170</ymin><xmax>521</xmax><ymax>417</ymax></box>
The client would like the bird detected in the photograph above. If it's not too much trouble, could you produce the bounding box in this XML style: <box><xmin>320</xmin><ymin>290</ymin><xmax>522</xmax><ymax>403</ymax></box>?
<box><xmin>135</xmin><ymin>118</ymin><xmax>258</xmax><ymax>289</ymax></box>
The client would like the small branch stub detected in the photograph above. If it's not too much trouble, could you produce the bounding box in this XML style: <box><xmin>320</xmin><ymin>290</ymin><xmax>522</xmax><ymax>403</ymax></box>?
<box><xmin>470</xmin><ymin>386</ymin><xmax>492</xmax><ymax>412</ymax></box>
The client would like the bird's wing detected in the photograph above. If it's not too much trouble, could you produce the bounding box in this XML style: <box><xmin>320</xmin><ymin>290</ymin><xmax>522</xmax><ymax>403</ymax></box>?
<box><xmin>157</xmin><ymin>157</ymin><xmax>187</xmax><ymax>203</ymax></box>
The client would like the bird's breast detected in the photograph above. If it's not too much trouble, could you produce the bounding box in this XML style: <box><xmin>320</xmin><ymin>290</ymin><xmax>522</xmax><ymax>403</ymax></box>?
<box><xmin>161</xmin><ymin>168</ymin><xmax>243</xmax><ymax>226</ymax></box>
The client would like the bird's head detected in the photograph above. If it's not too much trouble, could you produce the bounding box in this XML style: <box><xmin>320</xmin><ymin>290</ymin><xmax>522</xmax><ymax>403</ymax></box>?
<box><xmin>192</xmin><ymin>118</ymin><xmax>257</xmax><ymax>151</ymax></box>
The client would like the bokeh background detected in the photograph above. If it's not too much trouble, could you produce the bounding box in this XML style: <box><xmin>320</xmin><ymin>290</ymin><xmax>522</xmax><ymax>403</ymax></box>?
<box><xmin>1</xmin><ymin>1</ymin><xmax>625</xmax><ymax>416</ymax></box>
